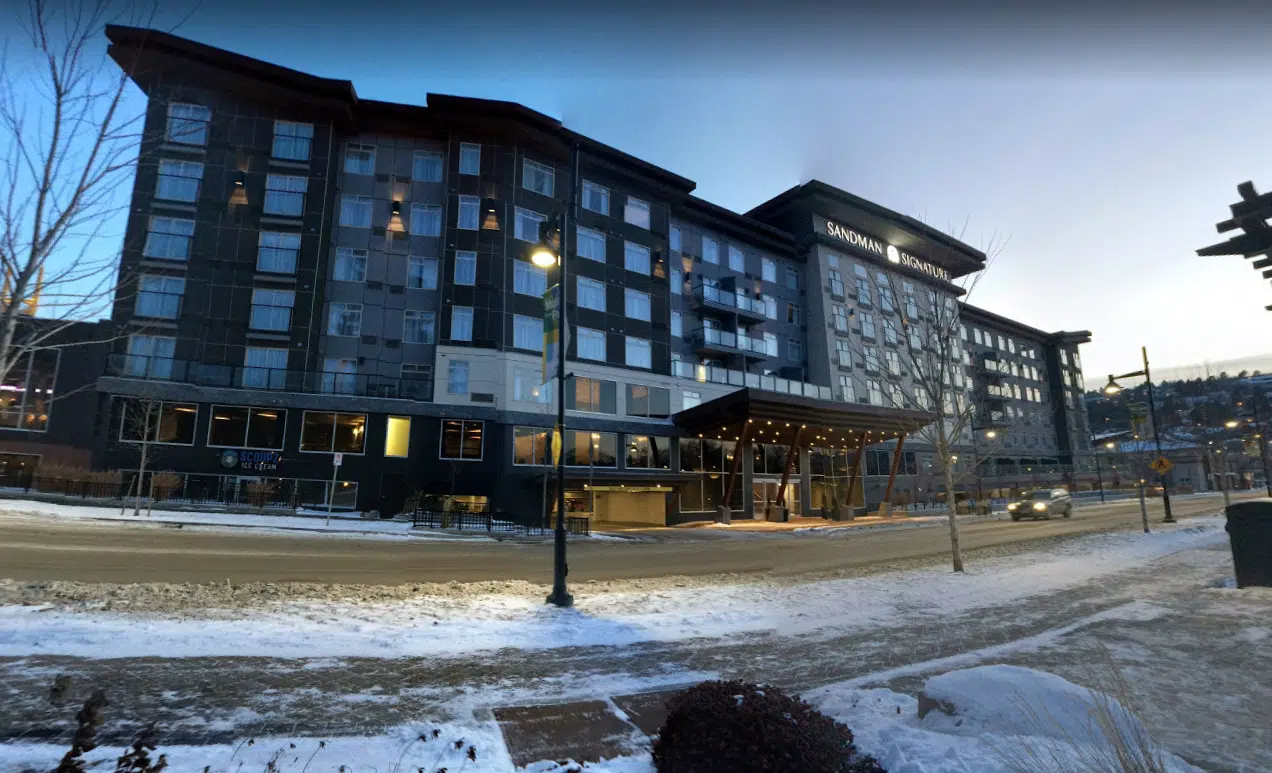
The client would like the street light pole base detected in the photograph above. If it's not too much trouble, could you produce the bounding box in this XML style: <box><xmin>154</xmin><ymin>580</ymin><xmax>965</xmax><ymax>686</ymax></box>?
<box><xmin>1162</xmin><ymin>517</ymin><xmax>1177</xmax><ymax>524</ymax></box>
<box><xmin>546</xmin><ymin>590</ymin><xmax>574</xmax><ymax>607</ymax></box>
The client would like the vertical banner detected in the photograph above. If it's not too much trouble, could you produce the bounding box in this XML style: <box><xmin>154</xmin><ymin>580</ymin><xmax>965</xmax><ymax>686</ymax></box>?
<box><xmin>543</xmin><ymin>283</ymin><xmax>561</xmax><ymax>379</ymax></box>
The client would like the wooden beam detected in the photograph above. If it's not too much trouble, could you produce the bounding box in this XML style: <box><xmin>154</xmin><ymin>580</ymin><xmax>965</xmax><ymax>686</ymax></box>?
<box><xmin>775</xmin><ymin>426</ymin><xmax>803</xmax><ymax>507</ymax></box>
<box><xmin>722</xmin><ymin>422</ymin><xmax>750</xmax><ymax>509</ymax></box>
<box><xmin>882</xmin><ymin>433</ymin><xmax>908</xmax><ymax>511</ymax></box>
<box><xmin>843</xmin><ymin>433</ymin><xmax>869</xmax><ymax>510</ymax></box>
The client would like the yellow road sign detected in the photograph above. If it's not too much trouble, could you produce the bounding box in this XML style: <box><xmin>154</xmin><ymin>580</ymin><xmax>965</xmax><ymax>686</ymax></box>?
<box><xmin>1149</xmin><ymin>456</ymin><xmax>1173</xmax><ymax>474</ymax></box>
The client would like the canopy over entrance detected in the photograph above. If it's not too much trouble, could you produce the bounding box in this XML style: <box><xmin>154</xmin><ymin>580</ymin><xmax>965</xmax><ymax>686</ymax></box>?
<box><xmin>673</xmin><ymin>389</ymin><xmax>938</xmax><ymax>516</ymax></box>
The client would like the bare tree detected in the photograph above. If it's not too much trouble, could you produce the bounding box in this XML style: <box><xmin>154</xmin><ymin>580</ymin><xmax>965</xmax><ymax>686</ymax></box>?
<box><xmin>837</xmin><ymin>223</ymin><xmax>1010</xmax><ymax>572</ymax></box>
<box><xmin>0</xmin><ymin>0</ymin><xmax>169</xmax><ymax>388</ymax></box>
<box><xmin>118</xmin><ymin>393</ymin><xmax>162</xmax><ymax>516</ymax></box>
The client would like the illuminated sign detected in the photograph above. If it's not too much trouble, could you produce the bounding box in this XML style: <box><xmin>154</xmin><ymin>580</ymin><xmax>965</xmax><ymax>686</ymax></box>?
<box><xmin>824</xmin><ymin>220</ymin><xmax>951</xmax><ymax>282</ymax></box>
<box><xmin>218</xmin><ymin>449</ymin><xmax>282</xmax><ymax>472</ymax></box>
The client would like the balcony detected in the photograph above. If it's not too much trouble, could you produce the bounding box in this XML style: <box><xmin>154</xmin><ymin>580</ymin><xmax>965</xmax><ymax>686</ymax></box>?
<box><xmin>692</xmin><ymin>284</ymin><xmax>771</xmax><ymax>322</ymax></box>
<box><xmin>670</xmin><ymin>358</ymin><xmax>833</xmax><ymax>401</ymax></box>
<box><xmin>105</xmin><ymin>354</ymin><xmax>434</xmax><ymax>401</ymax></box>
<box><xmin>692</xmin><ymin>327</ymin><xmax>773</xmax><ymax>360</ymax></box>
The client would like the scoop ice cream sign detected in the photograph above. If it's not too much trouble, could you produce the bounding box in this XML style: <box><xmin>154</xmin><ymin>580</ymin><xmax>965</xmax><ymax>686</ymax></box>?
<box><xmin>824</xmin><ymin>220</ymin><xmax>951</xmax><ymax>282</ymax></box>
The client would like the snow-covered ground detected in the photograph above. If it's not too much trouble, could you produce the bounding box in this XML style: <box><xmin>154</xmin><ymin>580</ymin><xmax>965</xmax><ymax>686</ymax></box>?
<box><xmin>0</xmin><ymin>666</ymin><xmax>1206</xmax><ymax>773</ymax></box>
<box><xmin>0</xmin><ymin>517</ymin><xmax>1229</xmax><ymax>659</ymax></box>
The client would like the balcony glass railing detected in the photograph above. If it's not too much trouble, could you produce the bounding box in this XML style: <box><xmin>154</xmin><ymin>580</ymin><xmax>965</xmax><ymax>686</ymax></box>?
<box><xmin>694</xmin><ymin>284</ymin><xmax>769</xmax><ymax>317</ymax></box>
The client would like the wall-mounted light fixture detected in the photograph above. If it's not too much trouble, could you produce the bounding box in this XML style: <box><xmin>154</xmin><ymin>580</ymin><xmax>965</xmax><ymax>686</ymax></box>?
<box><xmin>481</xmin><ymin>208</ymin><xmax>500</xmax><ymax>231</ymax></box>
<box><xmin>234</xmin><ymin>171</ymin><xmax>245</xmax><ymax>187</ymax></box>
<box><xmin>390</xmin><ymin>201</ymin><xmax>402</xmax><ymax>216</ymax></box>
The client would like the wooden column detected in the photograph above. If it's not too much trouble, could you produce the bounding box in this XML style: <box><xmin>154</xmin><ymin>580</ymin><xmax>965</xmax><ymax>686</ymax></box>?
<box><xmin>843</xmin><ymin>433</ymin><xmax>868</xmax><ymax>509</ymax></box>
<box><xmin>722</xmin><ymin>422</ymin><xmax>750</xmax><ymax>510</ymax></box>
<box><xmin>881</xmin><ymin>433</ymin><xmax>908</xmax><ymax>511</ymax></box>
<box><xmin>776</xmin><ymin>426</ymin><xmax>803</xmax><ymax>506</ymax></box>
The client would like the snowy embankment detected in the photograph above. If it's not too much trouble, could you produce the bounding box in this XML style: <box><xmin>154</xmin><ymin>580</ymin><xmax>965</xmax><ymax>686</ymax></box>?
<box><xmin>0</xmin><ymin>517</ymin><xmax>1229</xmax><ymax>660</ymax></box>
<box><xmin>0</xmin><ymin>666</ymin><xmax>1204</xmax><ymax>773</ymax></box>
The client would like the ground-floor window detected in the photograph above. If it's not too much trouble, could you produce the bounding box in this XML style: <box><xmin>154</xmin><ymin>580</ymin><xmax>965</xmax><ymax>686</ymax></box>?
<box><xmin>441</xmin><ymin>419</ymin><xmax>484</xmax><ymax>460</ymax></box>
<box><xmin>118</xmin><ymin>400</ymin><xmax>198</xmax><ymax>445</ymax></box>
<box><xmin>207</xmin><ymin>405</ymin><xmax>287</xmax><ymax>449</ymax></box>
<box><xmin>300</xmin><ymin>411</ymin><xmax>367</xmax><ymax>453</ymax></box>
<box><xmin>679</xmin><ymin>475</ymin><xmax>743</xmax><ymax>513</ymax></box>
<box><xmin>117</xmin><ymin>472</ymin><xmax>359</xmax><ymax>510</ymax></box>
<box><xmin>0</xmin><ymin>452</ymin><xmax>39</xmax><ymax>477</ymax></box>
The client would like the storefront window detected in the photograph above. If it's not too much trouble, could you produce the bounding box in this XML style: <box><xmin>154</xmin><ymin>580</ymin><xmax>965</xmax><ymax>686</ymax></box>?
<box><xmin>300</xmin><ymin>411</ymin><xmax>366</xmax><ymax>453</ymax></box>
<box><xmin>208</xmin><ymin>406</ymin><xmax>287</xmax><ymax>449</ymax></box>
<box><xmin>119</xmin><ymin>400</ymin><xmax>198</xmax><ymax>444</ymax></box>
<box><xmin>626</xmin><ymin>435</ymin><xmax>671</xmax><ymax>469</ymax></box>
<box><xmin>566</xmin><ymin>431</ymin><xmax>616</xmax><ymax>467</ymax></box>
<box><xmin>513</xmin><ymin>426</ymin><xmax>551</xmax><ymax>465</ymax></box>
<box><xmin>441</xmin><ymin>420</ymin><xmax>484</xmax><ymax>460</ymax></box>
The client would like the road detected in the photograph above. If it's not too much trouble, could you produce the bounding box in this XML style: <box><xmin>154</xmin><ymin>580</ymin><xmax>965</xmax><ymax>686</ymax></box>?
<box><xmin>0</xmin><ymin>493</ymin><xmax>1245</xmax><ymax>585</ymax></box>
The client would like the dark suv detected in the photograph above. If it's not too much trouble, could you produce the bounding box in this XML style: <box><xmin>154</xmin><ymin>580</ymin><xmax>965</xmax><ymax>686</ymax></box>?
<box><xmin>1007</xmin><ymin>488</ymin><xmax>1073</xmax><ymax>521</ymax></box>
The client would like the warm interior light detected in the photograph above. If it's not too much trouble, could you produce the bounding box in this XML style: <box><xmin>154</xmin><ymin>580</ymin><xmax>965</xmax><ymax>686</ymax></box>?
<box><xmin>531</xmin><ymin>246</ymin><xmax>557</xmax><ymax>268</ymax></box>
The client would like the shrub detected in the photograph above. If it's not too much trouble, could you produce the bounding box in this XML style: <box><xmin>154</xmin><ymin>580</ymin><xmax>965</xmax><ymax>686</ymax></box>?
<box><xmin>652</xmin><ymin>680</ymin><xmax>886</xmax><ymax>773</ymax></box>
<box><xmin>149</xmin><ymin>471</ymin><xmax>182</xmax><ymax>501</ymax></box>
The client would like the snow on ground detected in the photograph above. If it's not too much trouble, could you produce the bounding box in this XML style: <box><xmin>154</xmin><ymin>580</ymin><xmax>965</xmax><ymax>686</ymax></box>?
<box><xmin>0</xmin><ymin>516</ymin><xmax>1229</xmax><ymax>660</ymax></box>
<box><xmin>0</xmin><ymin>666</ymin><xmax>1203</xmax><ymax>773</ymax></box>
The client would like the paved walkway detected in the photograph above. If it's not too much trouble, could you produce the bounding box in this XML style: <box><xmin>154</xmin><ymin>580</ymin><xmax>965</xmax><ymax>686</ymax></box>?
<box><xmin>3</xmin><ymin>543</ymin><xmax>1268</xmax><ymax>772</ymax></box>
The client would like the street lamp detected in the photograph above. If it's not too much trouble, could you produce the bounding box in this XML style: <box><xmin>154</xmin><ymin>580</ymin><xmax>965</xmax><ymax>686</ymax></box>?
<box><xmin>535</xmin><ymin>142</ymin><xmax>581</xmax><ymax>609</ymax></box>
<box><xmin>1092</xmin><ymin>439</ymin><xmax>1115</xmax><ymax>503</ymax></box>
<box><xmin>1102</xmin><ymin>346</ymin><xmax>1174</xmax><ymax>523</ymax></box>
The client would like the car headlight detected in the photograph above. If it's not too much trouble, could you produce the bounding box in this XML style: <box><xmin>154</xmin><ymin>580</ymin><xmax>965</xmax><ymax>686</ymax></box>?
<box><xmin>1033</xmin><ymin>502</ymin><xmax>1048</xmax><ymax>511</ymax></box>
<box><xmin>1007</xmin><ymin>503</ymin><xmax>1017</xmax><ymax>511</ymax></box>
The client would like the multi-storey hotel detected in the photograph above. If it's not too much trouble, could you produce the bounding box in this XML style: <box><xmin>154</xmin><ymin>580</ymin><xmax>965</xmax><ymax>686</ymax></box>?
<box><xmin>52</xmin><ymin>25</ymin><xmax>1098</xmax><ymax>523</ymax></box>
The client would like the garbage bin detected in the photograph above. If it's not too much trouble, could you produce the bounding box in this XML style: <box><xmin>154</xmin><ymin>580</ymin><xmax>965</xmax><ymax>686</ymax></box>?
<box><xmin>1225</xmin><ymin>499</ymin><xmax>1272</xmax><ymax>588</ymax></box>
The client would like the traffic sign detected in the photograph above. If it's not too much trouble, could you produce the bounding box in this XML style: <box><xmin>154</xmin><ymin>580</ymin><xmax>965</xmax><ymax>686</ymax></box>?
<box><xmin>333</xmin><ymin>452</ymin><xmax>344</xmax><ymax>467</ymax></box>
<box><xmin>1149</xmin><ymin>456</ymin><xmax>1173</xmax><ymax>474</ymax></box>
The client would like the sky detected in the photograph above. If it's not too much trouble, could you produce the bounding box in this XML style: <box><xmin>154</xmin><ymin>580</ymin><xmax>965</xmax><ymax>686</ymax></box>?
<box><xmin>9</xmin><ymin>0</ymin><xmax>1272</xmax><ymax>384</ymax></box>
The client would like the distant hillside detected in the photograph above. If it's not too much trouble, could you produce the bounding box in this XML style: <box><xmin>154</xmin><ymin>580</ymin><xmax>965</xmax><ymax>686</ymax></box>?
<box><xmin>1150</xmin><ymin>353</ymin><xmax>1272</xmax><ymax>383</ymax></box>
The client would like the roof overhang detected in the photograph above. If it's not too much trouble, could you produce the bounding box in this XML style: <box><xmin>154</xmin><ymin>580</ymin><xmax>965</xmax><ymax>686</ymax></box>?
<box><xmin>673</xmin><ymin>388</ymin><xmax>936</xmax><ymax>449</ymax></box>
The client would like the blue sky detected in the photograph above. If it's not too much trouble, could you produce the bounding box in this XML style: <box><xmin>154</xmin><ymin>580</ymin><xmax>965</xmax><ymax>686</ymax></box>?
<box><xmin>26</xmin><ymin>0</ymin><xmax>1272</xmax><ymax>382</ymax></box>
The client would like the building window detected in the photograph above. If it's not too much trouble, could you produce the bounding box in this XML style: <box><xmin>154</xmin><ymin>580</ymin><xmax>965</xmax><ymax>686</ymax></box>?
<box><xmin>909</xmin><ymin>328</ymin><xmax>923</xmax><ymax>350</ymax></box>
<box><xmin>449</xmin><ymin>306</ymin><xmax>474</xmax><ymax>341</ymax></box>
<box><xmin>884</xmin><ymin>321</ymin><xmax>899</xmax><ymax>346</ymax></box>
<box><xmin>515</xmin><ymin>207</ymin><xmax>546</xmax><ymax>242</ymax></box>
<box><xmin>243</xmin><ymin>347</ymin><xmax>287</xmax><ymax>390</ymax></box>
<box><xmin>447</xmin><ymin>360</ymin><xmax>469</xmax><ymax>394</ymax></box>
<box><xmin>864</xmin><ymin>347</ymin><xmax>880</xmax><ymax>374</ymax></box>
<box><xmin>135</xmin><ymin>275</ymin><xmax>184</xmax><ymax>319</ymax></box>
<box><xmin>459</xmin><ymin>143</ymin><xmax>481</xmax><ymax>175</ymax></box>
<box><xmin>905</xmin><ymin>293</ymin><xmax>920</xmax><ymax>320</ymax></box>
<box><xmin>143</xmin><ymin>216</ymin><xmax>195</xmax><ymax>261</ymax></box>
<box><xmin>441</xmin><ymin>419</ymin><xmax>484</xmax><ymax>460</ymax></box>
<box><xmin>761</xmin><ymin>294</ymin><xmax>777</xmax><ymax>319</ymax></box>
<box><xmin>208</xmin><ymin>406</ymin><xmax>287</xmax><ymax>449</ymax></box>
<box><xmin>513</xmin><ymin>426</ymin><xmax>551</xmax><ymax>465</ymax></box>
<box><xmin>378</xmin><ymin>416</ymin><xmax>412</xmax><ymax>458</ymax></box>
<box><xmin>838</xmin><ymin>374</ymin><xmax>854</xmax><ymax>402</ymax></box>
<box><xmin>300</xmin><ymin>411</ymin><xmax>367</xmax><ymax>453</ymax></box>
<box><xmin>457</xmin><ymin>195</ymin><xmax>479</xmax><ymax>230</ymax></box>
<box><xmin>119</xmin><ymin>400</ymin><xmax>199</xmax><ymax>444</ymax></box>
<box><xmin>671</xmin><ymin>311</ymin><xmax>682</xmax><ymax>337</ymax></box>
<box><xmin>828</xmin><ymin>269</ymin><xmax>845</xmax><ymax>298</ymax></box>
<box><xmin>670</xmin><ymin>225</ymin><xmax>681</xmax><ymax>252</ymax></box>
<box><xmin>682</xmin><ymin>390</ymin><xmax>701</xmax><ymax>409</ymax></box>
<box><xmin>257</xmin><ymin>231</ymin><xmax>300</xmax><ymax>273</ymax></box>
<box><xmin>787</xmin><ymin>303</ymin><xmax>800</xmax><ymax>324</ymax></box>
<box><xmin>832</xmin><ymin>305</ymin><xmax>849</xmax><ymax>333</ymax></box>
<box><xmin>344</xmin><ymin>143</ymin><xmax>375</xmax><ymax>175</ymax></box>
<box><xmin>671</xmin><ymin>269</ymin><xmax>683</xmax><ymax>295</ymax></box>
<box><xmin>263</xmin><ymin>174</ymin><xmax>306</xmax><ymax>216</ymax></box>
<box><xmin>165</xmin><ymin>103</ymin><xmax>210</xmax><ymax>145</ymax></box>
<box><xmin>868</xmin><ymin>379</ymin><xmax>884</xmax><ymax>406</ymax></box>
<box><xmin>583</xmin><ymin>180</ymin><xmax>609</xmax><ymax>214</ymax></box>
<box><xmin>272</xmin><ymin>120</ymin><xmax>313</xmax><ymax>161</ymax></box>
<box><xmin>756</xmin><ymin>258</ymin><xmax>774</xmax><ymax>283</ymax></box>
<box><xmin>626</xmin><ymin>336</ymin><xmax>651</xmax><ymax>369</ymax></box>
<box><xmin>888</xmin><ymin>383</ymin><xmax>905</xmax><ymax>408</ymax></box>
<box><xmin>626</xmin><ymin>435</ymin><xmax>671</xmax><ymax>469</ymax></box>
<box><xmin>565</xmin><ymin>431</ymin><xmax>617</xmax><ymax>467</ymax></box>
<box><xmin>577</xmin><ymin>327</ymin><xmax>606</xmax><ymax>361</ymax></box>
<box><xmin>340</xmin><ymin>195</ymin><xmax>372</xmax><ymax>227</ymax></box>
<box><xmin>567</xmin><ymin>376</ymin><xmax>616</xmax><ymax>413</ymax></box>
<box><xmin>789</xmin><ymin>339</ymin><xmax>802</xmax><ymax>362</ymax></box>
<box><xmin>702</xmin><ymin>236</ymin><xmax>719</xmax><ymax>265</ymax></box>
<box><xmin>514</xmin><ymin>260</ymin><xmax>547</xmax><ymax>296</ymax></box>
<box><xmin>410</xmin><ymin>204</ymin><xmax>443</xmax><ymax>236</ymax></box>
<box><xmin>250</xmin><ymin>288</ymin><xmax>295</xmax><ymax>332</ymax></box>
<box><xmin>453</xmin><ymin>250</ymin><xmax>477</xmax><ymax>285</ymax></box>
<box><xmin>513</xmin><ymin>314</ymin><xmax>543</xmax><ymax>352</ymax></box>
<box><xmin>624</xmin><ymin>288</ymin><xmax>651</xmax><ymax>321</ymax></box>
<box><xmin>321</xmin><ymin>358</ymin><xmax>357</xmax><ymax>394</ymax></box>
<box><xmin>728</xmin><ymin>245</ymin><xmax>745</xmax><ymax>272</ymax></box>
<box><xmin>513</xmin><ymin>367</ymin><xmax>547</xmax><ymax>403</ymax></box>
<box><xmin>913</xmin><ymin>385</ymin><xmax>928</xmax><ymax>409</ymax></box>
<box><xmin>403</xmin><ymin>310</ymin><xmax>435</xmax><ymax>344</ymax></box>
<box><xmin>333</xmin><ymin>248</ymin><xmax>367</xmax><ymax>282</ymax></box>
<box><xmin>155</xmin><ymin>159</ymin><xmax>202</xmax><ymax>202</ymax></box>
<box><xmin>407</xmin><ymin>256</ymin><xmax>438</xmax><ymax>289</ymax></box>
<box><xmin>626</xmin><ymin>384</ymin><xmax>670</xmax><ymax>418</ymax></box>
<box><xmin>624</xmin><ymin>241</ymin><xmax>650</xmax><ymax>274</ymax></box>
<box><xmin>885</xmin><ymin>349</ymin><xmax>901</xmax><ymax>376</ymax></box>
<box><xmin>860</xmin><ymin>312</ymin><xmax>876</xmax><ymax>340</ymax></box>
<box><xmin>624</xmin><ymin>197</ymin><xmax>650</xmax><ymax>228</ymax></box>
<box><xmin>576</xmin><ymin>226</ymin><xmax>606</xmax><ymax>262</ymax></box>
<box><xmin>413</xmin><ymin>151</ymin><xmax>443</xmax><ymax>182</ymax></box>
<box><xmin>125</xmin><ymin>335</ymin><xmax>175</xmax><ymax>378</ymax></box>
<box><xmin>577</xmin><ymin>276</ymin><xmax>606</xmax><ymax>311</ymax></box>
<box><xmin>836</xmin><ymin>340</ymin><xmax>852</xmax><ymax>367</ymax></box>
<box><xmin>856</xmin><ymin>278</ymin><xmax>872</xmax><ymax>306</ymax></box>
<box><xmin>785</xmin><ymin>267</ymin><xmax>800</xmax><ymax>291</ymax></box>
<box><xmin>522</xmin><ymin>158</ymin><xmax>555</xmax><ymax>196</ymax></box>
<box><xmin>326</xmin><ymin>301</ymin><xmax>361</xmax><ymax>337</ymax></box>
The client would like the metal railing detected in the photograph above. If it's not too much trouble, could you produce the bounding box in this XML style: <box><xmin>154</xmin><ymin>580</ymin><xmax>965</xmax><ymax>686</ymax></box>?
<box><xmin>0</xmin><ymin>472</ymin><xmax>359</xmax><ymax>511</ymax></box>
<box><xmin>694</xmin><ymin>284</ymin><xmax>770</xmax><ymax>317</ymax></box>
<box><xmin>694</xmin><ymin>327</ymin><xmax>773</xmax><ymax>357</ymax></box>
<box><xmin>411</xmin><ymin>508</ymin><xmax>591</xmax><ymax>536</ymax></box>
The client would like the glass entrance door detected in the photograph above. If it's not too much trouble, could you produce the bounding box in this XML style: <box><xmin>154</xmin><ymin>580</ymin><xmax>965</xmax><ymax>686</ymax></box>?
<box><xmin>751</xmin><ymin>480</ymin><xmax>802</xmax><ymax>517</ymax></box>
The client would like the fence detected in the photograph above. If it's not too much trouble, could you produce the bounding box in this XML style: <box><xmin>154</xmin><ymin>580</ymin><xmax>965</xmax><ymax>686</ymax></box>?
<box><xmin>410</xmin><ymin>508</ymin><xmax>591</xmax><ymax>536</ymax></box>
<box><xmin>0</xmin><ymin>472</ymin><xmax>358</xmax><ymax>511</ymax></box>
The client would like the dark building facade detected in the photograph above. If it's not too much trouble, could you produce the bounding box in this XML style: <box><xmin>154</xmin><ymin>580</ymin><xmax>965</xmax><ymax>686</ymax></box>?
<box><xmin>91</xmin><ymin>25</ymin><xmax>1097</xmax><ymax>521</ymax></box>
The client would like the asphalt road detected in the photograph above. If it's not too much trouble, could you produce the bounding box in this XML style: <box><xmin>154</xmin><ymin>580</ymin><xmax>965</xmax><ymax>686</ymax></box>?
<box><xmin>0</xmin><ymin>493</ymin><xmax>1245</xmax><ymax>585</ymax></box>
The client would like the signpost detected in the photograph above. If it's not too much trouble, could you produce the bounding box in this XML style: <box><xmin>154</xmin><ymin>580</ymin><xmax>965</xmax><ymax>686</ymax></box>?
<box><xmin>1149</xmin><ymin>456</ymin><xmax>1173</xmax><ymax>475</ymax></box>
<box><xmin>328</xmin><ymin>452</ymin><xmax>343</xmax><ymax>525</ymax></box>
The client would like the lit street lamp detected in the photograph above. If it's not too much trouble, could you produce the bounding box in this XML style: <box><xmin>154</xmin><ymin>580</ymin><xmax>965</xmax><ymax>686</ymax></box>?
<box><xmin>1103</xmin><ymin>346</ymin><xmax>1174</xmax><ymax>523</ymax></box>
<box><xmin>1092</xmin><ymin>439</ymin><xmax>1115</xmax><ymax>503</ymax></box>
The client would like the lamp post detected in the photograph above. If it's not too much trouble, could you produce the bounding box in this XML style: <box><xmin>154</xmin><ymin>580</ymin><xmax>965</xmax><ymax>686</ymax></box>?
<box><xmin>1103</xmin><ymin>346</ymin><xmax>1174</xmax><ymax>523</ymax></box>
<box><xmin>532</xmin><ymin>142</ymin><xmax>581</xmax><ymax>608</ymax></box>
<box><xmin>1092</xmin><ymin>440</ymin><xmax>1114</xmax><ymax>503</ymax></box>
<box><xmin>971</xmin><ymin>428</ymin><xmax>995</xmax><ymax>512</ymax></box>
<box><xmin>1238</xmin><ymin>394</ymin><xmax>1272</xmax><ymax>496</ymax></box>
